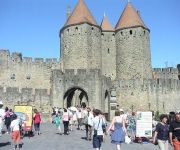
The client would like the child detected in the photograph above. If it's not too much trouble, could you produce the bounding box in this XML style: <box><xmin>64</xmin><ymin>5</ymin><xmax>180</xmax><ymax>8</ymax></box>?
<box><xmin>54</xmin><ymin>113</ymin><xmax>62</xmax><ymax>135</ymax></box>
<box><xmin>10</xmin><ymin>114</ymin><xmax>21</xmax><ymax>149</ymax></box>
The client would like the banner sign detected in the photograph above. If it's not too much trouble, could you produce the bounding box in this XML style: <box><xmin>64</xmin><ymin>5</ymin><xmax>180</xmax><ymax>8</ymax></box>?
<box><xmin>136</xmin><ymin>111</ymin><xmax>152</xmax><ymax>137</ymax></box>
<box><xmin>14</xmin><ymin>105</ymin><xmax>33</xmax><ymax>132</ymax></box>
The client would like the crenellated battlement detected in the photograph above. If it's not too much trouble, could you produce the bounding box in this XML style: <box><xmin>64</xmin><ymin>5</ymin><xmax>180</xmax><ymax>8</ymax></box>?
<box><xmin>0</xmin><ymin>49</ymin><xmax>10</xmax><ymax>56</ymax></box>
<box><xmin>0</xmin><ymin>49</ymin><xmax>60</xmax><ymax>67</ymax></box>
<box><xmin>45</xmin><ymin>58</ymin><xmax>58</xmax><ymax>63</ymax></box>
<box><xmin>23</xmin><ymin>57</ymin><xmax>33</xmax><ymax>63</ymax></box>
<box><xmin>34</xmin><ymin>58</ymin><xmax>44</xmax><ymax>64</ymax></box>
<box><xmin>0</xmin><ymin>86</ymin><xmax>50</xmax><ymax>95</ymax></box>
<box><xmin>153</xmin><ymin>67</ymin><xmax>179</xmax><ymax>80</ymax></box>
<box><xmin>0</xmin><ymin>86</ymin><xmax>51</xmax><ymax>113</ymax></box>
<box><xmin>153</xmin><ymin>67</ymin><xmax>178</xmax><ymax>73</ymax></box>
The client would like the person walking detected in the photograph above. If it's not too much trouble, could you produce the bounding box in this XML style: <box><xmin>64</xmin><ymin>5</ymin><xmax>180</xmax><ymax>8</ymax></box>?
<box><xmin>153</xmin><ymin>114</ymin><xmax>169</xmax><ymax>150</ymax></box>
<box><xmin>62</xmin><ymin>108</ymin><xmax>69</xmax><ymax>135</ymax></box>
<box><xmin>10</xmin><ymin>114</ymin><xmax>21</xmax><ymax>149</ymax></box>
<box><xmin>107</xmin><ymin>110</ymin><xmax>126</xmax><ymax>150</ymax></box>
<box><xmin>33</xmin><ymin>109</ymin><xmax>41</xmax><ymax>135</ymax></box>
<box><xmin>68</xmin><ymin>109</ymin><xmax>73</xmax><ymax>131</ymax></box>
<box><xmin>169</xmin><ymin>113</ymin><xmax>180</xmax><ymax>150</ymax></box>
<box><xmin>4</xmin><ymin>107</ymin><xmax>12</xmax><ymax>134</ymax></box>
<box><xmin>92</xmin><ymin>109</ymin><xmax>105</xmax><ymax>150</ymax></box>
<box><xmin>127</xmin><ymin>112</ymin><xmax>136</xmax><ymax>142</ymax></box>
<box><xmin>76</xmin><ymin>108</ymin><xmax>83</xmax><ymax>130</ymax></box>
<box><xmin>85</xmin><ymin>107</ymin><xmax>94</xmax><ymax>140</ymax></box>
<box><xmin>100</xmin><ymin>112</ymin><xmax>107</xmax><ymax>135</ymax></box>
<box><xmin>54</xmin><ymin>113</ymin><xmax>62</xmax><ymax>135</ymax></box>
<box><xmin>0</xmin><ymin>101</ymin><xmax>5</xmax><ymax>136</ymax></box>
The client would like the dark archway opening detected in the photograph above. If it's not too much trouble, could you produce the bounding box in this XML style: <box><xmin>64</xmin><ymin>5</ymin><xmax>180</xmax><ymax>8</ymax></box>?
<box><xmin>63</xmin><ymin>87</ymin><xmax>88</xmax><ymax>108</ymax></box>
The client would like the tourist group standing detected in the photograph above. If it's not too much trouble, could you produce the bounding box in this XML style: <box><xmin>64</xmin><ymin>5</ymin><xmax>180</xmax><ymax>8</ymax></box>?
<box><xmin>153</xmin><ymin>113</ymin><xmax>180</xmax><ymax>150</ymax></box>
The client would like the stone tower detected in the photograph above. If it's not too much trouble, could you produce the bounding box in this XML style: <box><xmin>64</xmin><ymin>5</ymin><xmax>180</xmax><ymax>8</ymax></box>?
<box><xmin>101</xmin><ymin>14</ymin><xmax>116</xmax><ymax>80</ymax></box>
<box><xmin>115</xmin><ymin>2</ymin><xmax>152</xmax><ymax>80</ymax></box>
<box><xmin>60</xmin><ymin>0</ymin><xmax>101</xmax><ymax>70</ymax></box>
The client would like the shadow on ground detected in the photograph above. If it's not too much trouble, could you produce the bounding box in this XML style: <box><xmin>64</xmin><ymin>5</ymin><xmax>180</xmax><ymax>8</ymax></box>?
<box><xmin>0</xmin><ymin>142</ymin><xmax>11</xmax><ymax>147</ymax></box>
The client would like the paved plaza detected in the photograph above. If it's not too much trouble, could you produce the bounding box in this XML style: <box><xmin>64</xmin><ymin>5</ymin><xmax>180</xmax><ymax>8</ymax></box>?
<box><xmin>0</xmin><ymin>123</ymin><xmax>173</xmax><ymax>150</ymax></box>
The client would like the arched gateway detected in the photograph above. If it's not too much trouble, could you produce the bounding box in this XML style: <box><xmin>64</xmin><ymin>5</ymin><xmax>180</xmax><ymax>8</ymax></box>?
<box><xmin>63</xmin><ymin>87</ymin><xmax>88</xmax><ymax>108</ymax></box>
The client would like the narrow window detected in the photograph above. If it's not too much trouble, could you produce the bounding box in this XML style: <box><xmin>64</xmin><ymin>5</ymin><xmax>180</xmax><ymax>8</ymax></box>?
<box><xmin>67</xmin><ymin>29</ymin><xmax>69</xmax><ymax>35</ymax></box>
<box><xmin>130</xmin><ymin>30</ymin><xmax>132</xmax><ymax>35</ymax></box>
<box><xmin>26</xmin><ymin>75</ymin><xmax>31</xmax><ymax>80</ymax></box>
<box><xmin>11</xmin><ymin>74</ymin><xmax>15</xmax><ymax>80</ymax></box>
<box><xmin>108</xmin><ymin>48</ymin><xmax>110</xmax><ymax>54</ymax></box>
<box><xmin>157</xmin><ymin>79</ymin><xmax>159</xmax><ymax>84</ymax></box>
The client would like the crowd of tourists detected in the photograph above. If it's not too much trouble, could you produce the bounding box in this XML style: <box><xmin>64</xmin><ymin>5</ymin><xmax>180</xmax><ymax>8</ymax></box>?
<box><xmin>50</xmin><ymin>105</ymin><xmax>180</xmax><ymax>150</ymax></box>
<box><xmin>0</xmin><ymin>100</ymin><xmax>180</xmax><ymax>150</ymax></box>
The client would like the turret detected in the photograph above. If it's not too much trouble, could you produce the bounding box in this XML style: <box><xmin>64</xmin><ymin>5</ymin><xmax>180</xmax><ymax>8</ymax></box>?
<box><xmin>60</xmin><ymin>0</ymin><xmax>101</xmax><ymax>70</ymax></box>
<box><xmin>66</xmin><ymin>6</ymin><xmax>71</xmax><ymax>19</ymax></box>
<box><xmin>100</xmin><ymin>14</ymin><xmax>116</xmax><ymax>80</ymax></box>
<box><xmin>0</xmin><ymin>49</ymin><xmax>10</xmax><ymax>69</ymax></box>
<box><xmin>115</xmin><ymin>2</ymin><xmax>152</xmax><ymax>80</ymax></box>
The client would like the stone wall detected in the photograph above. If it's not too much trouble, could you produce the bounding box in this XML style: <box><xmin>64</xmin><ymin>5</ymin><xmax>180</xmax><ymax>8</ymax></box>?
<box><xmin>142</xmin><ymin>29</ymin><xmax>152</xmax><ymax>79</ymax></box>
<box><xmin>51</xmin><ymin>69</ymin><xmax>110</xmax><ymax>111</ymax></box>
<box><xmin>0</xmin><ymin>49</ymin><xmax>61</xmax><ymax>93</ymax></box>
<box><xmin>114</xmin><ymin>78</ymin><xmax>180</xmax><ymax>113</ymax></box>
<box><xmin>101</xmin><ymin>31</ymin><xmax>116</xmax><ymax>80</ymax></box>
<box><xmin>116</xmin><ymin>27</ymin><xmax>152</xmax><ymax>80</ymax></box>
<box><xmin>153</xmin><ymin>67</ymin><xmax>179</xmax><ymax>80</ymax></box>
<box><xmin>60</xmin><ymin>23</ymin><xmax>101</xmax><ymax>70</ymax></box>
<box><xmin>0</xmin><ymin>86</ymin><xmax>51</xmax><ymax>114</ymax></box>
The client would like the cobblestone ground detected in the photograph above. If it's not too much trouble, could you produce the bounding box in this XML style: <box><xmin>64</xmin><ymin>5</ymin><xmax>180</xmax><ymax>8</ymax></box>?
<box><xmin>0</xmin><ymin>123</ymin><xmax>173</xmax><ymax>150</ymax></box>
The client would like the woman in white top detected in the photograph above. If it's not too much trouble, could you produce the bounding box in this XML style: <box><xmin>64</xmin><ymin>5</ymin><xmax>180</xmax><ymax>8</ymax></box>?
<box><xmin>62</xmin><ymin>108</ymin><xmax>69</xmax><ymax>135</ymax></box>
<box><xmin>76</xmin><ymin>108</ymin><xmax>83</xmax><ymax>130</ymax></box>
<box><xmin>92</xmin><ymin>109</ymin><xmax>105</xmax><ymax>150</ymax></box>
<box><xmin>0</xmin><ymin>102</ymin><xmax>5</xmax><ymax>136</ymax></box>
<box><xmin>85</xmin><ymin>107</ymin><xmax>94</xmax><ymax>140</ymax></box>
<box><xmin>10</xmin><ymin>114</ymin><xmax>21</xmax><ymax>149</ymax></box>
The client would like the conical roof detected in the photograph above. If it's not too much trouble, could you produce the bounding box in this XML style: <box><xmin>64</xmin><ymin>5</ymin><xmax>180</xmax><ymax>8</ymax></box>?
<box><xmin>101</xmin><ymin>15</ymin><xmax>114</xmax><ymax>31</ymax></box>
<box><xmin>115</xmin><ymin>2</ymin><xmax>146</xmax><ymax>30</ymax></box>
<box><xmin>64</xmin><ymin>0</ymin><xmax>98</xmax><ymax>27</ymax></box>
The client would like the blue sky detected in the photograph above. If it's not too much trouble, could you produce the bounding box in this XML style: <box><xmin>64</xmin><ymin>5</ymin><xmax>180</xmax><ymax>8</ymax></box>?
<box><xmin>0</xmin><ymin>0</ymin><xmax>180</xmax><ymax>68</ymax></box>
